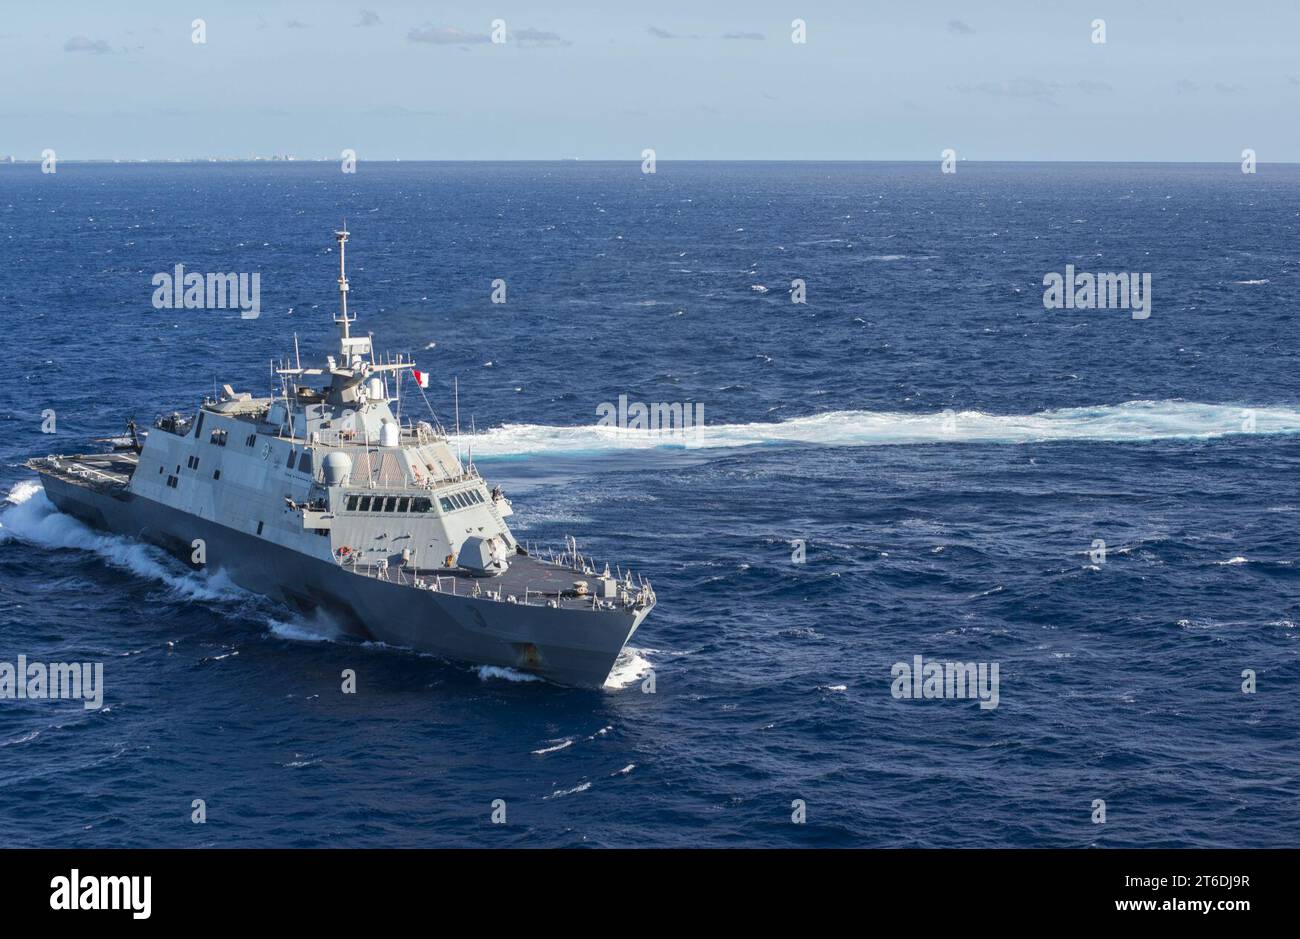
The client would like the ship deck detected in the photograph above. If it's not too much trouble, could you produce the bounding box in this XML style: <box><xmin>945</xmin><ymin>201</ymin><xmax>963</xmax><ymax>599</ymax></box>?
<box><xmin>348</xmin><ymin>551</ymin><xmax>649</xmax><ymax>613</ymax></box>
<box><xmin>28</xmin><ymin>452</ymin><xmax>138</xmax><ymax>492</ymax></box>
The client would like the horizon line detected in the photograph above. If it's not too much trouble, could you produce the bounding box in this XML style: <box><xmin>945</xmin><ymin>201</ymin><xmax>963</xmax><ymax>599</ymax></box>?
<box><xmin>2</xmin><ymin>158</ymin><xmax>1295</xmax><ymax>166</ymax></box>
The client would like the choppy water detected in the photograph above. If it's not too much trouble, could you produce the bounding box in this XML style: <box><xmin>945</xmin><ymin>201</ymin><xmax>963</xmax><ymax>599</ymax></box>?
<box><xmin>1</xmin><ymin>161</ymin><xmax>1298</xmax><ymax>846</ymax></box>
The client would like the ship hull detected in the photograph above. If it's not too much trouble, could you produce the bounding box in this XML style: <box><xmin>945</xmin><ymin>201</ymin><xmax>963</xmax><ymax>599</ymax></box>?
<box><xmin>36</xmin><ymin>472</ymin><xmax>648</xmax><ymax>689</ymax></box>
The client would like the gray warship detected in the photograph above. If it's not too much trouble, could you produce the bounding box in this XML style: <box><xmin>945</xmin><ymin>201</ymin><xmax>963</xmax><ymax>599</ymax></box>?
<box><xmin>28</xmin><ymin>228</ymin><xmax>655</xmax><ymax>688</ymax></box>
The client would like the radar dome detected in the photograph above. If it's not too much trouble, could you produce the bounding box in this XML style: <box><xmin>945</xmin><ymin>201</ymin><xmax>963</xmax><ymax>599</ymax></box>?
<box><xmin>322</xmin><ymin>451</ymin><xmax>352</xmax><ymax>486</ymax></box>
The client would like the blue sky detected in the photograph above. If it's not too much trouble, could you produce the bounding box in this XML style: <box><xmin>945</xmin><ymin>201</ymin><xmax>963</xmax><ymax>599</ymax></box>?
<box><xmin>2</xmin><ymin>0</ymin><xmax>1298</xmax><ymax>161</ymax></box>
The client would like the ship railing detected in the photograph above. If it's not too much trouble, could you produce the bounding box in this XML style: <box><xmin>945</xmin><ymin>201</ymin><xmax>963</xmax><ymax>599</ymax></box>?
<box><xmin>152</xmin><ymin>414</ymin><xmax>192</xmax><ymax>437</ymax></box>
<box><xmin>524</xmin><ymin>539</ymin><xmax>656</xmax><ymax>608</ymax></box>
<box><xmin>401</xmin><ymin>426</ymin><xmax>446</xmax><ymax>445</ymax></box>
<box><xmin>335</xmin><ymin>556</ymin><xmax>638</xmax><ymax>611</ymax></box>
<box><xmin>311</xmin><ymin>464</ymin><xmax>482</xmax><ymax>492</ymax></box>
<box><xmin>298</xmin><ymin>424</ymin><xmax>448</xmax><ymax>450</ymax></box>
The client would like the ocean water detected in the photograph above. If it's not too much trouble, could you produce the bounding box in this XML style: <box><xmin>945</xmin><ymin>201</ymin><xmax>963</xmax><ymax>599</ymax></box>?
<box><xmin>0</xmin><ymin>161</ymin><xmax>1298</xmax><ymax>847</ymax></box>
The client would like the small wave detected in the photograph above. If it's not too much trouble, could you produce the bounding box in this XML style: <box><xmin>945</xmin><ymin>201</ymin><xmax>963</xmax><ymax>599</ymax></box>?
<box><xmin>546</xmin><ymin>781</ymin><xmax>592</xmax><ymax>800</ymax></box>
<box><xmin>1215</xmin><ymin>556</ymin><xmax>1249</xmax><ymax>565</ymax></box>
<box><xmin>281</xmin><ymin>756</ymin><xmax>322</xmax><ymax>769</ymax></box>
<box><xmin>476</xmin><ymin>665</ymin><xmax>542</xmax><ymax>683</ymax></box>
<box><xmin>532</xmin><ymin>739</ymin><xmax>575</xmax><ymax>755</ymax></box>
<box><xmin>749</xmin><ymin>284</ymin><xmax>769</xmax><ymax>293</ymax></box>
<box><xmin>266</xmin><ymin>617</ymin><xmax>335</xmax><ymax>643</ymax></box>
<box><xmin>0</xmin><ymin>729</ymin><xmax>42</xmax><ymax>748</ymax></box>
<box><xmin>1232</xmin><ymin>279</ymin><xmax>1269</xmax><ymax>285</ymax></box>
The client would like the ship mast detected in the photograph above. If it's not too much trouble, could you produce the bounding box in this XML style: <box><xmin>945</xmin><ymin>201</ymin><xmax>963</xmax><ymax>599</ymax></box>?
<box><xmin>334</xmin><ymin>224</ymin><xmax>355</xmax><ymax>353</ymax></box>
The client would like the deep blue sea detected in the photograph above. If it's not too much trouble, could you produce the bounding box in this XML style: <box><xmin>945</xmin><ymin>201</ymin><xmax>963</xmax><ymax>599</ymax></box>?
<box><xmin>1</xmin><ymin>161</ymin><xmax>1298</xmax><ymax>847</ymax></box>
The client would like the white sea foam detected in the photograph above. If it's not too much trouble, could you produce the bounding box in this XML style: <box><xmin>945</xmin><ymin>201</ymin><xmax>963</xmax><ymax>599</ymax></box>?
<box><xmin>603</xmin><ymin>646</ymin><xmax>654</xmax><ymax>690</ymax></box>
<box><xmin>0</xmin><ymin>729</ymin><xmax>42</xmax><ymax>748</ymax></box>
<box><xmin>0</xmin><ymin>480</ymin><xmax>243</xmax><ymax>602</ymax></box>
<box><xmin>476</xmin><ymin>664</ymin><xmax>542</xmax><ymax>683</ymax></box>
<box><xmin>453</xmin><ymin>401</ymin><xmax>1300</xmax><ymax>458</ymax></box>
<box><xmin>546</xmin><ymin>780</ymin><xmax>592</xmax><ymax>799</ymax></box>
<box><xmin>532</xmin><ymin>738</ymin><xmax>575</xmax><ymax>755</ymax></box>
<box><xmin>266</xmin><ymin>616</ymin><xmax>336</xmax><ymax>643</ymax></box>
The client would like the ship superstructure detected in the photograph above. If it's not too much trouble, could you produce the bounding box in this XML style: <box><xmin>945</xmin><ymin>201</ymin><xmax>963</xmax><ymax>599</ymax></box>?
<box><xmin>28</xmin><ymin>229</ymin><xmax>654</xmax><ymax>687</ymax></box>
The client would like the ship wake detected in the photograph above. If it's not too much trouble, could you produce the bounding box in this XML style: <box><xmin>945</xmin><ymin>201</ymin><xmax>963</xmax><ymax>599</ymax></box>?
<box><xmin>456</xmin><ymin>400</ymin><xmax>1300</xmax><ymax>458</ymax></box>
<box><xmin>0</xmin><ymin>480</ymin><xmax>243</xmax><ymax>602</ymax></box>
<box><xmin>3</xmin><ymin>481</ymin><xmax>366</xmax><ymax>647</ymax></box>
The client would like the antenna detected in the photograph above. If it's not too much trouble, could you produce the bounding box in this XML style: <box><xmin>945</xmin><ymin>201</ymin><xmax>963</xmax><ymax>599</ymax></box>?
<box><xmin>334</xmin><ymin>223</ymin><xmax>353</xmax><ymax>345</ymax></box>
<box><xmin>394</xmin><ymin>353</ymin><xmax>402</xmax><ymax>423</ymax></box>
<box><xmin>454</xmin><ymin>376</ymin><xmax>461</xmax><ymax>465</ymax></box>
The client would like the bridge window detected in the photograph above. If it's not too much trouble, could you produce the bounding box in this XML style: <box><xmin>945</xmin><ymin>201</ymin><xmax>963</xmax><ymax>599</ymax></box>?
<box><xmin>358</xmin><ymin>496</ymin><xmax>372</xmax><ymax>512</ymax></box>
<box><xmin>396</xmin><ymin>497</ymin><xmax>409</xmax><ymax>513</ymax></box>
<box><xmin>411</xmin><ymin>497</ymin><xmax>432</xmax><ymax>513</ymax></box>
<box><xmin>439</xmin><ymin>496</ymin><xmax>453</xmax><ymax>512</ymax></box>
<box><xmin>346</xmin><ymin>495</ymin><xmax>359</xmax><ymax>511</ymax></box>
